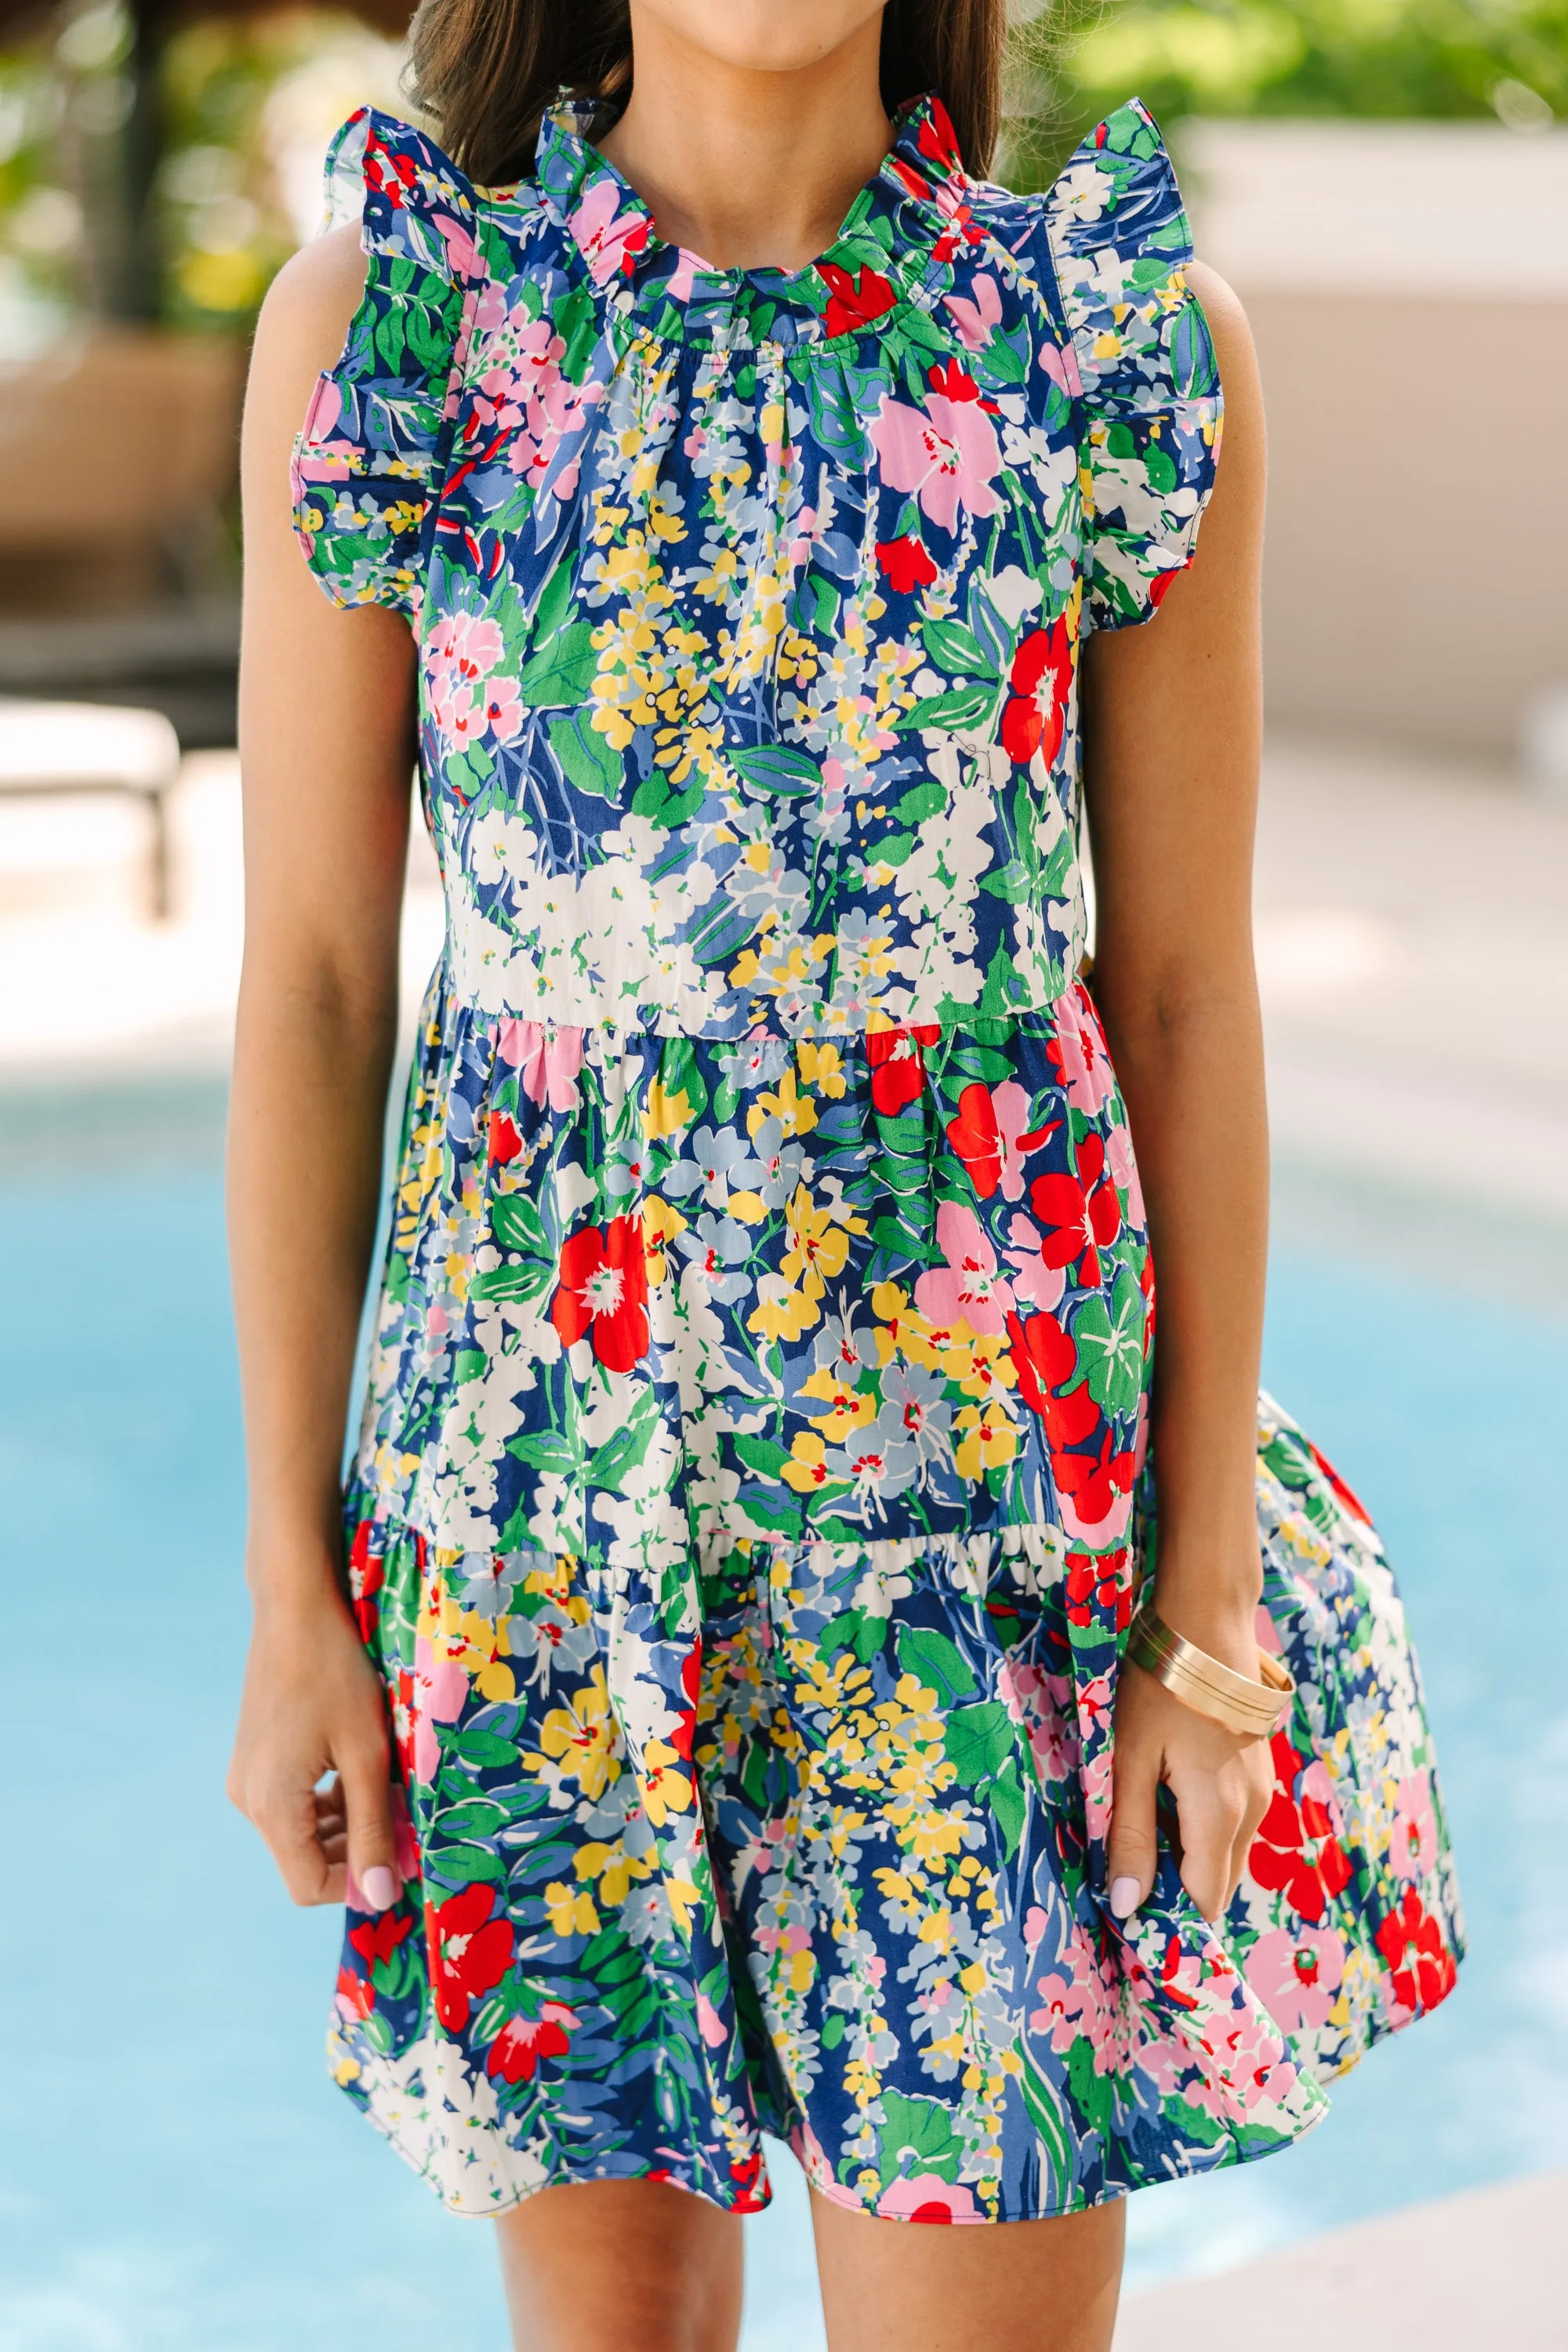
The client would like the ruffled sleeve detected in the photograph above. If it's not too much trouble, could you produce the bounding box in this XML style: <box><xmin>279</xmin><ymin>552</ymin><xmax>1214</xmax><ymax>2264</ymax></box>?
<box><xmin>291</xmin><ymin>108</ymin><xmax>483</xmax><ymax>616</ymax></box>
<box><xmin>1044</xmin><ymin>100</ymin><xmax>1223</xmax><ymax>631</ymax></box>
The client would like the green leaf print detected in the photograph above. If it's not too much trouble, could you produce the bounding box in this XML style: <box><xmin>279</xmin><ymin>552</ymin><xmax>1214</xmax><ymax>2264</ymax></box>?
<box><xmin>942</xmin><ymin>1699</ymin><xmax>1013</xmax><ymax>1785</ymax></box>
<box><xmin>896</xmin><ymin>1625</ymin><xmax>977</xmax><ymax>1706</ymax></box>
<box><xmin>492</xmin><ymin>1192</ymin><xmax>550</xmax><ymax>1255</ymax></box>
<box><xmin>895</xmin><ymin>779</ymin><xmax>948</xmax><ymax>825</ymax></box>
<box><xmin>506</xmin><ymin>1428</ymin><xmax>584</xmax><ymax>1475</ymax></box>
<box><xmin>1073</xmin><ymin>1264</ymin><xmax>1145</xmax><ymax>1417</ymax></box>
<box><xmin>920</xmin><ymin>618</ymin><xmax>996</xmax><ymax>680</ymax></box>
<box><xmin>897</xmin><ymin>681</ymin><xmax>996</xmax><ymax>734</ymax></box>
<box><xmin>988</xmin><ymin>1762</ymin><xmax>1027</xmax><ymax>1860</ymax></box>
<box><xmin>518</xmin><ymin>619</ymin><xmax>598</xmax><ymax>706</ymax></box>
<box><xmin>1020</xmin><ymin>2054</ymin><xmax>1078</xmax><ymax>2200</ymax></box>
<box><xmin>430</xmin><ymin>1846</ymin><xmax>506</xmax><ymax>1888</ymax></box>
<box><xmin>589</xmin><ymin>1385</ymin><xmax>660</xmax><ymax>1493</ymax></box>
<box><xmin>471</xmin><ymin>1258</ymin><xmax>554</xmax><ymax>1306</ymax></box>
<box><xmin>730</xmin><ymin>742</ymin><xmax>819</xmax><ymax>797</ymax></box>
<box><xmin>733</xmin><ymin>1433</ymin><xmax>791</xmax><ymax>1480</ymax></box>
<box><xmin>877</xmin><ymin>2089</ymin><xmax>965</xmax><ymax>2183</ymax></box>
<box><xmin>549</xmin><ymin>709</ymin><xmax>621</xmax><ymax>799</ymax></box>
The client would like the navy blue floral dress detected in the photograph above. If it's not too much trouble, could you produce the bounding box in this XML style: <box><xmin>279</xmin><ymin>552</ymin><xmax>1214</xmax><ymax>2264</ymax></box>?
<box><xmin>290</xmin><ymin>90</ymin><xmax>1461</xmax><ymax>2221</ymax></box>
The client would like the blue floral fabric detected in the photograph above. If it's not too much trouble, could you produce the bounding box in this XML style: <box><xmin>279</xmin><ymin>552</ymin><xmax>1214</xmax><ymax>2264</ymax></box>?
<box><xmin>293</xmin><ymin>92</ymin><xmax>1461</xmax><ymax>2223</ymax></box>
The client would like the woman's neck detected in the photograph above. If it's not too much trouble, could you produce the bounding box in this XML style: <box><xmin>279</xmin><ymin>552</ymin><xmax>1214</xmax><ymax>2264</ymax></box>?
<box><xmin>593</xmin><ymin>11</ymin><xmax>891</xmax><ymax>273</ymax></box>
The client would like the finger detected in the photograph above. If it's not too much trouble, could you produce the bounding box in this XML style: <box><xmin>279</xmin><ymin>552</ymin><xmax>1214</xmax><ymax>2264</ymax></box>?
<box><xmin>1178</xmin><ymin>1791</ymin><xmax>1244</xmax><ymax>1924</ymax></box>
<box><xmin>338</xmin><ymin>1727</ymin><xmax>399</xmax><ymax>1914</ymax></box>
<box><xmin>1225</xmin><ymin>1742</ymin><xmax>1274</xmax><ymax>1910</ymax></box>
<box><xmin>1107</xmin><ymin>1733</ymin><xmax>1162</xmax><ymax>1922</ymax></box>
<box><xmin>252</xmin><ymin>1776</ymin><xmax>339</xmax><ymax>1907</ymax></box>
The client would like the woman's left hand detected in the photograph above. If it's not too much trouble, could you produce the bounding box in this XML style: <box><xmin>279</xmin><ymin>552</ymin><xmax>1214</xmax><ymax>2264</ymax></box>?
<box><xmin>1105</xmin><ymin>1650</ymin><xmax>1276</xmax><ymax>1926</ymax></box>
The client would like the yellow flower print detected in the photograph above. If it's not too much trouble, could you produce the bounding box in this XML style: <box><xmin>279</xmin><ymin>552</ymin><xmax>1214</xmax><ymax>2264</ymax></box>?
<box><xmin>782</xmin><ymin>1185</ymin><xmax>850</xmax><ymax>1298</ymax></box>
<box><xmin>751</xmin><ymin>1069</ymin><xmax>817</xmax><ymax>1140</ymax></box>
<box><xmin>644</xmin><ymin>1080</ymin><xmax>694</xmax><ymax>1141</ymax></box>
<box><xmin>954</xmin><ymin>1403</ymin><xmax>1018</xmax><ymax>1482</ymax></box>
<box><xmin>545</xmin><ymin>1880</ymin><xmax>601</xmax><ymax>1937</ymax></box>
<box><xmin>725</xmin><ymin>1189</ymin><xmax>767</xmax><ymax>1224</ymax></box>
<box><xmin>532</xmin><ymin>1666</ymin><xmax>622</xmax><ymax>1798</ymax></box>
<box><xmin>665</xmin><ymin>1871</ymin><xmax>700</xmax><ymax>1939</ymax></box>
<box><xmin>946</xmin><ymin>1331</ymin><xmax>1019</xmax><ymax>1403</ymax></box>
<box><xmin>749</xmin><ymin>1274</ymin><xmax>819</xmax><ymax>1342</ymax></box>
<box><xmin>798</xmin><ymin>1368</ymin><xmax>874</xmax><ymax>1441</ymax></box>
<box><xmin>782</xmin><ymin>1431</ymin><xmax>833</xmax><ymax>1492</ymax></box>
<box><xmin>797</xmin><ymin>1040</ymin><xmax>846</xmax><ymax>1098</ymax></box>
<box><xmin>641</xmin><ymin>1193</ymin><xmax>688</xmax><ymax>1286</ymax></box>
<box><xmin>574</xmin><ymin>1839</ymin><xmax>655</xmax><ymax>1906</ymax></box>
<box><xmin>639</xmin><ymin>1737</ymin><xmax>694</xmax><ymax>1828</ymax></box>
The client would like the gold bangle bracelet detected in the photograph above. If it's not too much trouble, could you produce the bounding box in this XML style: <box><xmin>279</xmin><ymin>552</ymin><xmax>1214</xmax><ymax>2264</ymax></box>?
<box><xmin>1126</xmin><ymin>1603</ymin><xmax>1294</xmax><ymax>1740</ymax></box>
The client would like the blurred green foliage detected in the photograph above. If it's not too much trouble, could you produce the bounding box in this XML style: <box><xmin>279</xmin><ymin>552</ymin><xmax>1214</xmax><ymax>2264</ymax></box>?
<box><xmin>1007</xmin><ymin>0</ymin><xmax>1562</xmax><ymax>187</ymax></box>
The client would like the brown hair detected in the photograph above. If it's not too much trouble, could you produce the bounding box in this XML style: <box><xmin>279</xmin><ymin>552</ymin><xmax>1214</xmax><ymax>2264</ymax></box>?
<box><xmin>407</xmin><ymin>0</ymin><xmax>1009</xmax><ymax>188</ymax></box>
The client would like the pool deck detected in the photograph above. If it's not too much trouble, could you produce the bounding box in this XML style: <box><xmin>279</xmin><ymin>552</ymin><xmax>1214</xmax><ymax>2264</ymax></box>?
<box><xmin>1114</xmin><ymin>2168</ymin><xmax>1566</xmax><ymax>2348</ymax></box>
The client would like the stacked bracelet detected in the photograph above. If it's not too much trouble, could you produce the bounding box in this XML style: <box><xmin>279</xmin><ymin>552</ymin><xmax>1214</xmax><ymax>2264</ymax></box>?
<box><xmin>1126</xmin><ymin>1603</ymin><xmax>1294</xmax><ymax>1740</ymax></box>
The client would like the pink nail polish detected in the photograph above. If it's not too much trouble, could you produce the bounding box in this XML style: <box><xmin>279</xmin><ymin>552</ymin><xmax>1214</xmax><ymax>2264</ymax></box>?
<box><xmin>1109</xmin><ymin>1875</ymin><xmax>1142</xmax><ymax>1918</ymax></box>
<box><xmin>361</xmin><ymin>1864</ymin><xmax>397</xmax><ymax>1913</ymax></box>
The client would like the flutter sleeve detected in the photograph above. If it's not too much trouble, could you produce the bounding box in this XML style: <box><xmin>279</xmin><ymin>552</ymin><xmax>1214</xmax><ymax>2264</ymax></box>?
<box><xmin>291</xmin><ymin>108</ymin><xmax>482</xmax><ymax>616</ymax></box>
<box><xmin>1044</xmin><ymin>100</ymin><xmax>1224</xmax><ymax>631</ymax></box>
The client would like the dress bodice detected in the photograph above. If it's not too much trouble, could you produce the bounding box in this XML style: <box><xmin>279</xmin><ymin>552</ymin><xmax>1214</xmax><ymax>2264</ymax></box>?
<box><xmin>293</xmin><ymin>94</ymin><xmax>1221</xmax><ymax>1041</ymax></box>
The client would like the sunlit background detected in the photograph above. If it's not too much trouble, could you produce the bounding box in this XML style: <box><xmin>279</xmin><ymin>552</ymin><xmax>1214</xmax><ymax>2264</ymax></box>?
<box><xmin>2</xmin><ymin>1</ymin><xmax>1566</xmax><ymax>2346</ymax></box>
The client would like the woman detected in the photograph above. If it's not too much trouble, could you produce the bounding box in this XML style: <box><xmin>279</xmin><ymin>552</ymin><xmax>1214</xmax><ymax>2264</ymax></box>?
<box><xmin>228</xmin><ymin>2</ymin><xmax>1461</xmax><ymax>2346</ymax></box>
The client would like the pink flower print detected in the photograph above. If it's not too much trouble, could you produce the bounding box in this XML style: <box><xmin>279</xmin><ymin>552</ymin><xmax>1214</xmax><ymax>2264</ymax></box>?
<box><xmin>877</xmin><ymin>2176</ymin><xmax>980</xmax><ymax>2223</ymax></box>
<box><xmin>1039</xmin><ymin>336</ymin><xmax>1084</xmax><ymax>399</ymax></box>
<box><xmin>913</xmin><ymin>1200</ymin><xmax>1014</xmax><ymax>1335</ymax></box>
<box><xmin>497</xmin><ymin>1019</ymin><xmax>585</xmax><ymax>1114</ymax></box>
<box><xmin>999</xmin><ymin>1655</ymin><xmax>1078</xmax><ymax>1784</ymax></box>
<box><xmin>868</xmin><ymin>364</ymin><xmax>1001</xmax><ymax>537</ymax></box>
<box><xmin>1105</xmin><ymin>1120</ymin><xmax>1145</xmax><ymax>1229</ymax></box>
<box><xmin>695</xmin><ymin>1989</ymin><xmax>729</xmax><ymax>2049</ymax></box>
<box><xmin>1247</xmin><ymin>1923</ymin><xmax>1346</xmax><ymax>2035</ymax></box>
<box><xmin>1024</xmin><ymin>1904</ymin><xmax>1050</xmax><ymax>1953</ymax></box>
<box><xmin>1390</xmin><ymin>1773</ymin><xmax>1438</xmax><ymax>1882</ymax></box>
<box><xmin>568</xmin><ymin>174</ymin><xmax>652</xmax><ymax>286</ymax></box>
<box><xmin>1001</xmin><ymin>1212</ymin><xmax>1067</xmax><ymax>1312</ymax></box>
<box><xmin>411</xmin><ymin>1632</ymin><xmax>469</xmax><ymax>1784</ymax></box>
<box><xmin>1047</xmin><ymin>989</ymin><xmax>1116</xmax><ymax>1116</ymax></box>
<box><xmin>944</xmin><ymin>273</ymin><xmax>1002</xmax><ymax>353</ymax></box>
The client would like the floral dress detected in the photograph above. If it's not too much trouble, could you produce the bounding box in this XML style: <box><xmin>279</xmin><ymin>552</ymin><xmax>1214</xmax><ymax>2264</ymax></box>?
<box><xmin>291</xmin><ymin>90</ymin><xmax>1461</xmax><ymax>2222</ymax></box>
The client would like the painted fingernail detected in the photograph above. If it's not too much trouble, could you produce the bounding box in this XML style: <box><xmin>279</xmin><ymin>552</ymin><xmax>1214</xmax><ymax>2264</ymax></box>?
<box><xmin>361</xmin><ymin>1864</ymin><xmax>397</xmax><ymax>1914</ymax></box>
<box><xmin>1109</xmin><ymin>1875</ymin><xmax>1142</xmax><ymax>1918</ymax></box>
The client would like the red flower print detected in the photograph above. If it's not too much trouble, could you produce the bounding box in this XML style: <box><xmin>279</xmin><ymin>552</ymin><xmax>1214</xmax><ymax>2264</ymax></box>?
<box><xmin>488</xmin><ymin>1110</ymin><xmax>524</xmax><ymax>1165</ymax></box>
<box><xmin>818</xmin><ymin>260</ymin><xmax>897</xmax><ymax>338</ymax></box>
<box><xmin>1000</xmin><ymin>613</ymin><xmax>1073</xmax><ymax>767</ymax></box>
<box><xmin>926</xmin><ymin>356</ymin><xmax>982</xmax><ymax>405</ymax></box>
<box><xmin>1051</xmin><ymin>1427</ymin><xmax>1134</xmax><ymax>1530</ymax></box>
<box><xmin>1375</xmin><ymin>1889</ymin><xmax>1457</xmax><ymax>2016</ymax></box>
<box><xmin>867</xmin><ymin>1024</ymin><xmax>939</xmax><ymax>1115</ymax></box>
<box><xmin>347</xmin><ymin>1519</ymin><xmax>385</xmax><ymax>1642</ymax></box>
<box><xmin>729</xmin><ymin>2148</ymin><xmax>769</xmax><ymax>2213</ymax></box>
<box><xmin>486</xmin><ymin>2000</ymin><xmax>579</xmax><ymax>2084</ymax></box>
<box><xmin>550</xmin><ymin>1214</ymin><xmax>650</xmax><ymax>1371</ymax></box>
<box><xmin>426</xmin><ymin>1883</ymin><xmax>515</xmax><ymax>2034</ymax></box>
<box><xmin>1248</xmin><ymin>1731</ymin><xmax>1352</xmax><ymax>1923</ymax></box>
<box><xmin>349</xmin><ymin>1907</ymin><xmax>414</xmax><ymax>1969</ymax></box>
<box><xmin>1065</xmin><ymin>1547</ymin><xmax>1132</xmax><ymax>1632</ymax></box>
<box><xmin>669</xmin><ymin>1639</ymin><xmax>702</xmax><ymax>1762</ymax></box>
<box><xmin>946</xmin><ymin>1080</ymin><xmax>1054</xmax><ymax>1201</ymax></box>
<box><xmin>875</xmin><ymin>535</ymin><xmax>938</xmax><ymax>593</ymax></box>
<box><xmin>1028</xmin><ymin>1133</ymin><xmax>1121</xmax><ymax>1287</ymax></box>
<box><xmin>336</xmin><ymin>1965</ymin><xmax>376</xmax><ymax>2020</ymax></box>
<box><xmin>1005</xmin><ymin>1308</ymin><xmax>1098</xmax><ymax>1450</ymax></box>
<box><xmin>1305</xmin><ymin>1437</ymin><xmax>1373</xmax><ymax>1527</ymax></box>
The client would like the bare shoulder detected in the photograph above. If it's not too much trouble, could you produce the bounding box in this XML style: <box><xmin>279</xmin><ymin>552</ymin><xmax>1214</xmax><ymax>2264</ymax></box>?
<box><xmin>249</xmin><ymin>223</ymin><xmax>367</xmax><ymax>402</ymax></box>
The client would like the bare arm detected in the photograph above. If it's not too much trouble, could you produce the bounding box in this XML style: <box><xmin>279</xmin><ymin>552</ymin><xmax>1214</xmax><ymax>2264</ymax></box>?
<box><xmin>1084</xmin><ymin>263</ymin><xmax>1274</xmax><ymax>1923</ymax></box>
<box><xmin>226</xmin><ymin>223</ymin><xmax>416</xmax><ymax>1911</ymax></box>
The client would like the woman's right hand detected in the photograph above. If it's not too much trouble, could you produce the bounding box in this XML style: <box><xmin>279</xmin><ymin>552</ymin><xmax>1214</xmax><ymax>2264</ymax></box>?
<box><xmin>227</xmin><ymin>1566</ymin><xmax>401</xmax><ymax>1913</ymax></box>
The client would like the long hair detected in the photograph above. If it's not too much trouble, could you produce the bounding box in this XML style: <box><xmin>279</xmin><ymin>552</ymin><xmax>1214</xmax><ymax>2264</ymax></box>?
<box><xmin>407</xmin><ymin>0</ymin><xmax>1009</xmax><ymax>187</ymax></box>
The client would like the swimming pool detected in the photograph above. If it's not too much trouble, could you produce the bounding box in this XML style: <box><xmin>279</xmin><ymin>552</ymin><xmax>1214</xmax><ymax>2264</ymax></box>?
<box><xmin>2</xmin><ymin>1083</ymin><xmax>1563</xmax><ymax>2349</ymax></box>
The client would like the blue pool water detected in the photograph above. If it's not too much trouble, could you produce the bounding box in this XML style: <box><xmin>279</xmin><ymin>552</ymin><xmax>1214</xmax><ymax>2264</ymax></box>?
<box><xmin>2</xmin><ymin>1095</ymin><xmax>1565</xmax><ymax>2349</ymax></box>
